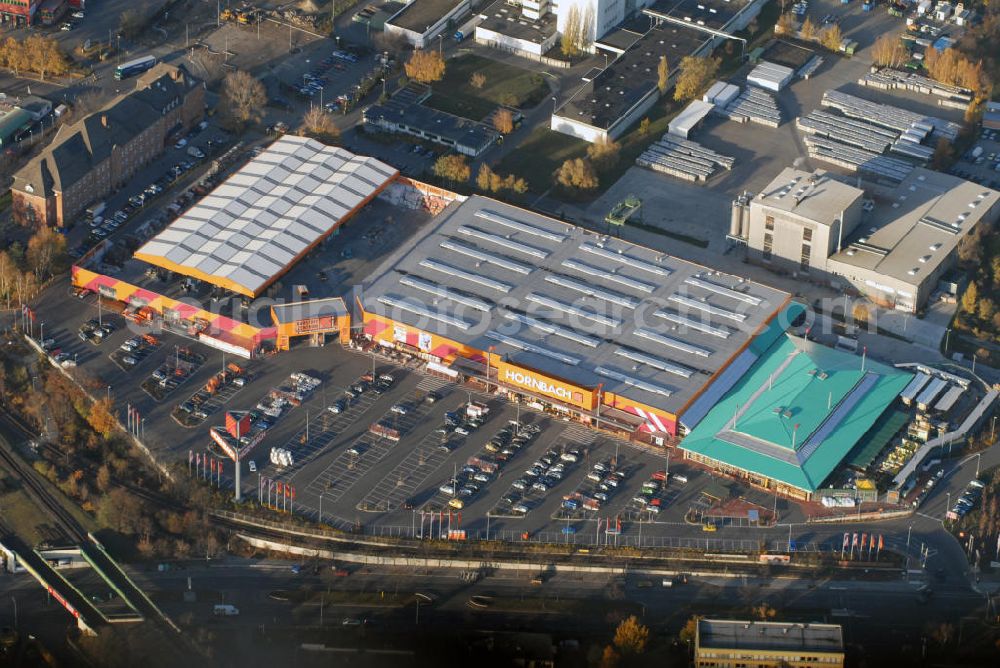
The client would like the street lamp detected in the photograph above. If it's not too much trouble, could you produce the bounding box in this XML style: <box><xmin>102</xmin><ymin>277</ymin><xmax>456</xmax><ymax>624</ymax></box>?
<box><xmin>945</xmin><ymin>492</ymin><xmax>951</xmax><ymax>522</ymax></box>
<box><xmin>319</xmin><ymin>493</ymin><xmax>324</xmax><ymax>525</ymax></box>
<box><xmin>905</xmin><ymin>524</ymin><xmax>912</xmax><ymax>572</ymax></box>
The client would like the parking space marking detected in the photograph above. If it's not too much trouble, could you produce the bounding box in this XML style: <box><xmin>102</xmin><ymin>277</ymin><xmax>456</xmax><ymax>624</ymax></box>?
<box><xmin>271</xmin><ymin>391</ymin><xmax>377</xmax><ymax>478</ymax></box>
<box><xmin>302</xmin><ymin>390</ymin><xmax>433</xmax><ymax>502</ymax></box>
<box><xmin>357</xmin><ymin>431</ymin><xmax>457</xmax><ymax>512</ymax></box>
<box><xmin>416</xmin><ymin>377</ymin><xmax>450</xmax><ymax>393</ymax></box>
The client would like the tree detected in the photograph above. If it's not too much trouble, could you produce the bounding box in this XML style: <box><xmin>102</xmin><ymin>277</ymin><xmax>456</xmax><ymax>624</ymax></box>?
<box><xmin>87</xmin><ymin>397</ymin><xmax>117</xmax><ymax>438</ymax></box>
<box><xmin>586</xmin><ymin>137</ymin><xmax>621</xmax><ymax>172</ymax></box>
<box><xmin>221</xmin><ymin>71</ymin><xmax>267</xmax><ymax>127</ymax></box>
<box><xmin>931</xmin><ymin>137</ymin><xmax>954</xmax><ymax>170</ymax></box>
<box><xmin>800</xmin><ymin>17</ymin><xmax>817</xmax><ymax>41</ymax></box>
<box><xmin>119</xmin><ymin>9</ymin><xmax>147</xmax><ymax>40</ymax></box>
<box><xmin>301</xmin><ymin>106</ymin><xmax>340</xmax><ymax>143</ymax></box>
<box><xmin>657</xmin><ymin>55</ymin><xmax>670</xmax><ymax>94</ymax></box>
<box><xmin>373</xmin><ymin>30</ymin><xmax>409</xmax><ymax>59</ymax></box>
<box><xmin>613</xmin><ymin>615</ymin><xmax>649</xmax><ymax>655</ymax></box>
<box><xmin>820</xmin><ymin>25</ymin><xmax>843</xmax><ymax>52</ymax></box>
<box><xmin>561</xmin><ymin>5</ymin><xmax>584</xmax><ymax>57</ymax></box>
<box><xmin>752</xmin><ymin>603</ymin><xmax>778</xmax><ymax>620</ymax></box>
<box><xmin>404</xmin><ymin>49</ymin><xmax>445</xmax><ymax>84</ymax></box>
<box><xmin>978</xmin><ymin>298</ymin><xmax>996</xmax><ymax>322</ymax></box>
<box><xmin>96</xmin><ymin>465</ymin><xmax>111</xmax><ymax>493</ymax></box>
<box><xmin>673</xmin><ymin>56</ymin><xmax>721</xmax><ymax>102</ymax></box>
<box><xmin>871</xmin><ymin>34</ymin><xmax>908</xmax><ymax>69</ymax></box>
<box><xmin>598</xmin><ymin>645</ymin><xmax>620</xmax><ymax>668</ymax></box>
<box><xmin>26</xmin><ymin>226</ymin><xmax>67</xmax><ymax>280</ymax></box>
<box><xmin>679</xmin><ymin>615</ymin><xmax>701</xmax><ymax>644</ymax></box>
<box><xmin>776</xmin><ymin>13</ymin><xmax>796</xmax><ymax>35</ymax></box>
<box><xmin>493</xmin><ymin>108</ymin><xmax>514</xmax><ymax>134</ymax></box>
<box><xmin>638</xmin><ymin>117</ymin><xmax>651</xmax><ymax>135</ymax></box>
<box><xmin>433</xmin><ymin>154</ymin><xmax>470</xmax><ymax>184</ymax></box>
<box><xmin>962</xmin><ymin>281</ymin><xmax>979</xmax><ymax>315</ymax></box>
<box><xmin>470</xmin><ymin>72</ymin><xmax>486</xmax><ymax>89</ymax></box>
<box><xmin>555</xmin><ymin>157</ymin><xmax>598</xmax><ymax>191</ymax></box>
<box><xmin>477</xmin><ymin>164</ymin><xmax>500</xmax><ymax>192</ymax></box>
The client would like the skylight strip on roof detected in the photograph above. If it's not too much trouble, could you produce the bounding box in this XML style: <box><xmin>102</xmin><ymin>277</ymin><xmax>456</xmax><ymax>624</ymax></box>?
<box><xmin>655</xmin><ymin>311</ymin><xmax>731</xmax><ymax>339</ymax></box>
<box><xmin>456</xmin><ymin>226</ymin><xmax>550</xmax><ymax>259</ymax></box>
<box><xmin>439</xmin><ymin>239</ymin><xmax>533</xmax><ymax>274</ymax></box>
<box><xmin>561</xmin><ymin>259</ymin><xmax>656</xmax><ymax>294</ymax></box>
<box><xmin>399</xmin><ymin>275</ymin><xmax>492</xmax><ymax>312</ymax></box>
<box><xmin>419</xmin><ymin>259</ymin><xmax>513</xmax><ymax>292</ymax></box>
<box><xmin>474</xmin><ymin>209</ymin><xmax>567</xmax><ymax>243</ymax></box>
<box><xmin>545</xmin><ymin>275</ymin><xmax>638</xmax><ymax>309</ymax></box>
<box><xmin>668</xmin><ymin>294</ymin><xmax>747</xmax><ymax>322</ymax></box>
<box><xmin>525</xmin><ymin>293</ymin><xmax>622</xmax><ymax>328</ymax></box>
<box><xmin>614</xmin><ymin>348</ymin><xmax>694</xmax><ymax>379</ymax></box>
<box><xmin>486</xmin><ymin>331</ymin><xmax>581</xmax><ymax>366</ymax></box>
<box><xmin>594</xmin><ymin>366</ymin><xmax>673</xmax><ymax>398</ymax></box>
<box><xmin>377</xmin><ymin>295</ymin><xmax>473</xmax><ymax>331</ymax></box>
<box><xmin>684</xmin><ymin>276</ymin><xmax>763</xmax><ymax>305</ymax></box>
<box><xmin>634</xmin><ymin>328</ymin><xmax>712</xmax><ymax>358</ymax></box>
<box><xmin>579</xmin><ymin>242</ymin><xmax>672</xmax><ymax>277</ymax></box>
<box><xmin>502</xmin><ymin>312</ymin><xmax>601</xmax><ymax>348</ymax></box>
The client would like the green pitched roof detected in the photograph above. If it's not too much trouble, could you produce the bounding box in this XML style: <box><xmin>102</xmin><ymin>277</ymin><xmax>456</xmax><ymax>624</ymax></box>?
<box><xmin>681</xmin><ymin>334</ymin><xmax>912</xmax><ymax>493</ymax></box>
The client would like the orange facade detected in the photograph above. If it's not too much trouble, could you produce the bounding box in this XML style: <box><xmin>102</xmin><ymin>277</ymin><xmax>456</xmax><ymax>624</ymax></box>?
<box><xmin>361</xmin><ymin>308</ymin><xmax>681</xmax><ymax>435</ymax></box>
<box><xmin>272</xmin><ymin>309</ymin><xmax>351</xmax><ymax>351</ymax></box>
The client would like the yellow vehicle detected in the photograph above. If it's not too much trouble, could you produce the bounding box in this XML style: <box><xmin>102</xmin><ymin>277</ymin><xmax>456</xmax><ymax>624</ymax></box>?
<box><xmin>448</xmin><ymin>497</ymin><xmax>465</xmax><ymax>510</ymax></box>
<box><xmin>702</xmin><ymin>522</ymin><xmax>717</xmax><ymax>532</ymax></box>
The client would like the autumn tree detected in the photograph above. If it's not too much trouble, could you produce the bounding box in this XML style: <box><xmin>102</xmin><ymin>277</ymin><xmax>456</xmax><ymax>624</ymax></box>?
<box><xmin>752</xmin><ymin>603</ymin><xmax>778</xmax><ymax>620</ymax></box>
<box><xmin>925</xmin><ymin>47</ymin><xmax>991</xmax><ymax>97</ymax></box>
<box><xmin>87</xmin><ymin>397</ymin><xmax>117</xmax><ymax>439</ymax></box>
<box><xmin>871</xmin><ymin>34</ymin><xmax>908</xmax><ymax>69</ymax></box>
<box><xmin>404</xmin><ymin>49</ymin><xmax>445</xmax><ymax>84</ymax></box>
<box><xmin>776</xmin><ymin>13</ymin><xmax>796</xmax><ymax>35</ymax></box>
<box><xmin>961</xmin><ymin>280</ymin><xmax>980</xmax><ymax>315</ymax></box>
<box><xmin>493</xmin><ymin>108</ymin><xmax>514</xmax><ymax>134</ymax></box>
<box><xmin>555</xmin><ymin>157</ymin><xmax>598</xmax><ymax>191</ymax></box>
<box><xmin>820</xmin><ymin>25</ymin><xmax>843</xmax><ymax>52</ymax></box>
<box><xmin>433</xmin><ymin>154</ymin><xmax>470</xmax><ymax>184</ymax></box>
<box><xmin>0</xmin><ymin>37</ymin><xmax>26</xmax><ymax>76</ymax></box>
<box><xmin>26</xmin><ymin>225</ymin><xmax>68</xmax><ymax>281</ymax></box>
<box><xmin>221</xmin><ymin>70</ymin><xmax>267</xmax><ymax>127</ymax></box>
<box><xmin>598</xmin><ymin>645</ymin><xmax>620</xmax><ymax>668</ymax></box>
<box><xmin>561</xmin><ymin>5</ymin><xmax>595</xmax><ymax>57</ymax></box>
<box><xmin>657</xmin><ymin>55</ymin><xmax>670</xmax><ymax>94</ymax></box>
<box><xmin>586</xmin><ymin>137</ymin><xmax>621</xmax><ymax>172</ymax></box>
<box><xmin>800</xmin><ymin>17</ymin><xmax>817</xmax><ymax>41</ymax></box>
<box><xmin>476</xmin><ymin>164</ymin><xmax>526</xmax><ymax>194</ymax></box>
<box><xmin>679</xmin><ymin>615</ymin><xmax>701</xmax><ymax>644</ymax></box>
<box><xmin>931</xmin><ymin>137</ymin><xmax>954</xmax><ymax>170</ymax></box>
<box><xmin>300</xmin><ymin>106</ymin><xmax>340</xmax><ymax>143</ymax></box>
<box><xmin>673</xmin><ymin>55</ymin><xmax>721</xmax><ymax>102</ymax></box>
<box><xmin>638</xmin><ymin>117</ymin><xmax>651</xmax><ymax>135</ymax></box>
<box><xmin>470</xmin><ymin>72</ymin><xmax>486</xmax><ymax>89</ymax></box>
<box><xmin>613</xmin><ymin>615</ymin><xmax>650</xmax><ymax>655</ymax></box>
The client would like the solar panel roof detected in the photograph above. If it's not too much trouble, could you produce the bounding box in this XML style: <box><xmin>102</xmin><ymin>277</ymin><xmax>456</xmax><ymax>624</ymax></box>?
<box><xmin>135</xmin><ymin>136</ymin><xmax>397</xmax><ymax>297</ymax></box>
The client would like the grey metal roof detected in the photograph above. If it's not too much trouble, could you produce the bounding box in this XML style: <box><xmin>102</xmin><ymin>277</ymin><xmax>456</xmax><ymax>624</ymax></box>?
<box><xmin>698</xmin><ymin>619</ymin><xmax>844</xmax><ymax>653</ymax></box>
<box><xmin>362</xmin><ymin>195</ymin><xmax>788</xmax><ymax>415</ymax></box>
<box><xmin>135</xmin><ymin>136</ymin><xmax>397</xmax><ymax>296</ymax></box>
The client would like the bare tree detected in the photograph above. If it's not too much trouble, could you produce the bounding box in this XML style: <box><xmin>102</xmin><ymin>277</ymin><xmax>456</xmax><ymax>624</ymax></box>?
<box><xmin>221</xmin><ymin>70</ymin><xmax>267</xmax><ymax>128</ymax></box>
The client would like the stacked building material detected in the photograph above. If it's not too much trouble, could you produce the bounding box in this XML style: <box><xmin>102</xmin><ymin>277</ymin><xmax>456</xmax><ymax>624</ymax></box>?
<box><xmin>822</xmin><ymin>89</ymin><xmax>962</xmax><ymax>141</ymax></box>
<box><xmin>858</xmin><ymin>68</ymin><xmax>972</xmax><ymax>105</ymax></box>
<box><xmin>636</xmin><ymin>134</ymin><xmax>734</xmax><ymax>182</ymax></box>
<box><xmin>796</xmin><ymin>110</ymin><xmax>897</xmax><ymax>153</ymax></box>
<box><xmin>717</xmin><ymin>87</ymin><xmax>782</xmax><ymax>127</ymax></box>
<box><xmin>803</xmin><ymin>135</ymin><xmax>915</xmax><ymax>182</ymax></box>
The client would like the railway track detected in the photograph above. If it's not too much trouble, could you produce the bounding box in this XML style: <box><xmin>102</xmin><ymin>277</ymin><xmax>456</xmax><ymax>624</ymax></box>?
<box><xmin>0</xmin><ymin>410</ymin><xmax>86</xmax><ymax>543</ymax></box>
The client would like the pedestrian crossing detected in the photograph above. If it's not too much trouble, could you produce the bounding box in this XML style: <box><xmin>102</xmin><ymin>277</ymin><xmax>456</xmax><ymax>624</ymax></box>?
<box><xmin>417</xmin><ymin>377</ymin><xmax>451</xmax><ymax>393</ymax></box>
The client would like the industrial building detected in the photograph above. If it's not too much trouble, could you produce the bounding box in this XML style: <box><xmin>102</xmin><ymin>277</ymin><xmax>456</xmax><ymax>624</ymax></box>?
<box><xmin>550</xmin><ymin>0</ymin><xmax>766</xmax><ymax>142</ymax></box>
<box><xmin>732</xmin><ymin>166</ymin><xmax>1000</xmax><ymax>312</ymax></box>
<box><xmin>695</xmin><ymin>619</ymin><xmax>845</xmax><ymax>668</ymax></box>
<box><xmin>383</xmin><ymin>0</ymin><xmax>470</xmax><ymax>47</ymax></box>
<box><xmin>359</xmin><ymin>193</ymin><xmax>791</xmax><ymax>441</ymax></box>
<box><xmin>72</xmin><ymin>136</ymin><xmax>399</xmax><ymax>357</ymax></box>
<box><xmin>474</xmin><ymin>1</ymin><xmax>559</xmax><ymax>58</ymax></box>
<box><xmin>11</xmin><ymin>63</ymin><xmax>204</xmax><ymax>229</ymax></box>
<box><xmin>680</xmin><ymin>313</ymin><xmax>913</xmax><ymax>499</ymax></box>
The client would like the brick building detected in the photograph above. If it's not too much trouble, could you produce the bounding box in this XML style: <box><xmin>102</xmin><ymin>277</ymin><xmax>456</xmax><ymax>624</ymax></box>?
<box><xmin>0</xmin><ymin>0</ymin><xmax>38</xmax><ymax>27</ymax></box>
<box><xmin>11</xmin><ymin>63</ymin><xmax>204</xmax><ymax>228</ymax></box>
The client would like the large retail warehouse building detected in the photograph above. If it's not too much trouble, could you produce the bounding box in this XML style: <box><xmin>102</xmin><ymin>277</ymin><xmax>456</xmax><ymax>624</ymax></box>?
<box><xmin>360</xmin><ymin>195</ymin><xmax>794</xmax><ymax>441</ymax></box>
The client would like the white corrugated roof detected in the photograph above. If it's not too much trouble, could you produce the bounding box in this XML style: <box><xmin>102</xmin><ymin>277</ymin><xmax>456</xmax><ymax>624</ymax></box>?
<box><xmin>135</xmin><ymin>136</ymin><xmax>397</xmax><ymax>296</ymax></box>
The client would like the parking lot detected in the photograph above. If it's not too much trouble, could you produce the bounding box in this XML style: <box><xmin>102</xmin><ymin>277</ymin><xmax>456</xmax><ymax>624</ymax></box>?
<box><xmin>949</xmin><ymin>127</ymin><xmax>1000</xmax><ymax>190</ymax></box>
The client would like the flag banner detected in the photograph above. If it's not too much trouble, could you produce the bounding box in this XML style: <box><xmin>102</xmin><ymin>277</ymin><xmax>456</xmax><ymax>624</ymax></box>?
<box><xmin>878</xmin><ymin>535</ymin><xmax>884</xmax><ymax>550</ymax></box>
<box><xmin>852</xmin><ymin>533</ymin><xmax>858</xmax><ymax>547</ymax></box>
<box><xmin>842</xmin><ymin>532</ymin><xmax>849</xmax><ymax>549</ymax></box>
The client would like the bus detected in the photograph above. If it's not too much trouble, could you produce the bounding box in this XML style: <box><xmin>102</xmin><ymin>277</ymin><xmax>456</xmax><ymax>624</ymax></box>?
<box><xmin>114</xmin><ymin>56</ymin><xmax>157</xmax><ymax>81</ymax></box>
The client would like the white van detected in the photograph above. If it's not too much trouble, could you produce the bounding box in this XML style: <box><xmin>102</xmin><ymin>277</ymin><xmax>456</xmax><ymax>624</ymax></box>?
<box><xmin>213</xmin><ymin>604</ymin><xmax>239</xmax><ymax>616</ymax></box>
